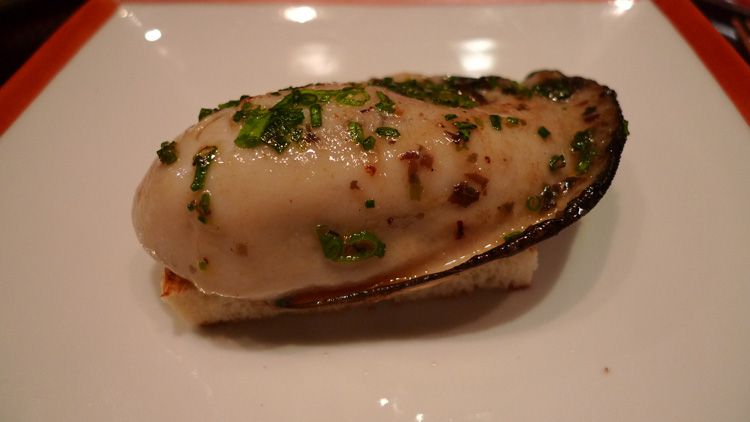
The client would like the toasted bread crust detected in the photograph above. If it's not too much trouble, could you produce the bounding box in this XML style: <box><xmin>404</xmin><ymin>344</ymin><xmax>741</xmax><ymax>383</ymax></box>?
<box><xmin>160</xmin><ymin>247</ymin><xmax>538</xmax><ymax>325</ymax></box>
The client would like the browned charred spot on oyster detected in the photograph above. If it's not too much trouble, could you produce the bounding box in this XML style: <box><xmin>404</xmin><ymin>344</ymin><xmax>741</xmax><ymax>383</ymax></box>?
<box><xmin>419</xmin><ymin>152</ymin><xmax>434</xmax><ymax>169</ymax></box>
<box><xmin>466</xmin><ymin>172</ymin><xmax>489</xmax><ymax>194</ymax></box>
<box><xmin>448</xmin><ymin>181</ymin><xmax>481</xmax><ymax>208</ymax></box>
<box><xmin>231</xmin><ymin>242</ymin><xmax>248</xmax><ymax>257</ymax></box>
<box><xmin>444</xmin><ymin>130</ymin><xmax>463</xmax><ymax>144</ymax></box>
<box><xmin>275</xmin><ymin>71</ymin><xmax>628</xmax><ymax>310</ymax></box>
<box><xmin>456</xmin><ymin>220</ymin><xmax>465</xmax><ymax>239</ymax></box>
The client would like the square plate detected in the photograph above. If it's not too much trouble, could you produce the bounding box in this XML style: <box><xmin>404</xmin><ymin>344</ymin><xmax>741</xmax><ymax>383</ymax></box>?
<box><xmin>2</xmin><ymin>1</ymin><xmax>749</xmax><ymax>420</ymax></box>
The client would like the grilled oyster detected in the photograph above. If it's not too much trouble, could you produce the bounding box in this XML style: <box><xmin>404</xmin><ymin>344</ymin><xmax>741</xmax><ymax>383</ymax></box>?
<box><xmin>133</xmin><ymin>70</ymin><xmax>627</xmax><ymax>318</ymax></box>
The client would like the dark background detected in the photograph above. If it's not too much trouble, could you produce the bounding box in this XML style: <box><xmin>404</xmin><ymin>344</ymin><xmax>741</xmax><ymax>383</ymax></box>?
<box><xmin>1</xmin><ymin>0</ymin><xmax>749</xmax><ymax>89</ymax></box>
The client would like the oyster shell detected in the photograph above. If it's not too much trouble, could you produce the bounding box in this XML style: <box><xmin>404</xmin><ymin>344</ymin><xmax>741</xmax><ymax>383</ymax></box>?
<box><xmin>133</xmin><ymin>70</ymin><xmax>627</xmax><ymax>311</ymax></box>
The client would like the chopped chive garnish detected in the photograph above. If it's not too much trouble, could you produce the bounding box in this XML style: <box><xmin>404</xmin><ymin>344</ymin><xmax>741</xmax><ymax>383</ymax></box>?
<box><xmin>310</xmin><ymin>104</ymin><xmax>322</xmax><ymax>127</ymax></box>
<box><xmin>198</xmin><ymin>108</ymin><xmax>215</xmax><ymax>121</ymax></box>
<box><xmin>190</xmin><ymin>146</ymin><xmax>217</xmax><ymax>191</ymax></box>
<box><xmin>375</xmin><ymin>91</ymin><xmax>396</xmax><ymax>114</ymax></box>
<box><xmin>335</xmin><ymin>89</ymin><xmax>370</xmax><ymax>106</ymax></box>
<box><xmin>575</xmin><ymin>149</ymin><xmax>597</xmax><ymax>174</ymax></box>
<box><xmin>370</xmin><ymin>77</ymin><xmax>477</xmax><ymax>108</ymax></box>
<box><xmin>623</xmin><ymin>119</ymin><xmax>630</xmax><ymax>136</ymax></box>
<box><xmin>365</xmin><ymin>199</ymin><xmax>375</xmax><ymax>208</ymax></box>
<box><xmin>315</xmin><ymin>226</ymin><xmax>344</xmax><ymax>261</ymax></box>
<box><xmin>549</xmin><ymin>154</ymin><xmax>566</xmax><ymax>171</ymax></box>
<box><xmin>348</xmin><ymin>121</ymin><xmax>364</xmax><ymax>143</ymax></box>
<box><xmin>571</xmin><ymin>129</ymin><xmax>593</xmax><ymax>151</ymax></box>
<box><xmin>266</xmin><ymin>136</ymin><xmax>289</xmax><ymax>154</ymax></box>
<box><xmin>234</xmin><ymin>107</ymin><xmax>272</xmax><ymax>148</ymax></box>
<box><xmin>290</xmin><ymin>128</ymin><xmax>303</xmax><ymax>143</ymax></box>
<box><xmin>490</xmin><ymin>114</ymin><xmax>502</xmax><ymax>130</ymax></box>
<box><xmin>198</xmin><ymin>259</ymin><xmax>208</xmax><ymax>270</ymax></box>
<box><xmin>445</xmin><ymin>114</ymin><xmax>458</xmax><ymax>121</ymax></box>
<box><xmin>157</xmin><ymin>141</ymin><xmax>177</xmax><ymax>164</ymax></box>
<box><xmin>375</xmin><ymin>127</ymin><xmax>400</xmax><ymax>137</ymax></box>
<box><xmin>453</xmin><ymin>122</ymin><xmax>477</xmax><ymax>130</ymax></box>
<box><xmin>533</xmin><ymin>78</ymin><xmax>572</xmax><ymax>101</ymax></box>
<box><xmin>315</xmin><ymin>225</ymin><xmax>386</xmax><ymax>262</ymax></box>
<box><xmin>506</xmin><ymin>117</ymin><xmax>519</xmax><ymax>125</ymax></box>
<box><xmin>232</xmin><ymin>109</ymin><xmax>251</xmax><ymax>122</ymax></box>
<box><xmin>196</xmin><ymin>192</ymin><xmax>211</xmax><ymax>224</ymax></box>
<box><xmin>538</xmin><ymin>126</ymin><xmax>551</xmax><ymax>139</ymax></box>
<box><xmin>526</xmin><ymin>196</ymin><xmax>542</xmax><ymax>212</ymax></box>
<box><xmin>299</xmin><ymin>93</ymin><xmax>318</xmax><ymax>106</ymax></box>
<box><xmin>361</xmin><ymin>136</ymin><xmax>376</xmax><ymax>151</ymax></box>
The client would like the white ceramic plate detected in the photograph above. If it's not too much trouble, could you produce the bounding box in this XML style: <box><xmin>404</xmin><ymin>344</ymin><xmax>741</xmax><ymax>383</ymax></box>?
<box><xmin>2</xmin><ymin>1</ymin><xmax>750</xmax><ymax>420</ymax></box>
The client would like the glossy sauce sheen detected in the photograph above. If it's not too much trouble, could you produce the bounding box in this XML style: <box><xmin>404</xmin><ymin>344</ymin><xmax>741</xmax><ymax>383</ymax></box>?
<box><xmin>132</xmin><ymin>72</ymin><xmax>625</xmax><ymax>301</ymax></box>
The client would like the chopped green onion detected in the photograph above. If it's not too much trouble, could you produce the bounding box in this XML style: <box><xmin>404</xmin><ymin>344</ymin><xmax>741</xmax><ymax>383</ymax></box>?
<box><xmin>315</xmin><ymin>226</ymin><xmax>344</xmax><ymax>261</ymax></box>
<box><xmin>571</xmin><ymin>129</ymin><xmax>593</xmax><ymax>151</ymax></box>
<box><xmin>361</xmin><ymin>136</ymin><xmax>376</xmax><ymax>151</ymax></box>
<box><xmin>335</xmin><ymin>89</ymin><xmax>370</xmax><ymax>106</ymax></box>
<box><xmin>290</xmin><ymin>128</ymin><xmax>303</xmax><ymax>143</ymax></box>
<box><xmin>198</xmin><ymin>193</ymin><xmax>210</xmax><ymax>213</ymax></box>
<box><xmin>506</xmin><ymin>117</ymin><xmax>519</xmax><ymax>125</ymax></box>
<box><xmin>348</xmin><ymin>121</ymin><xmax>364</xmax><ymax>143</ymax></box>
<box><xmin>369</xmin><ymin>77</ymin><xmax>477</xmax><ymax>108</ymax></box>
<box><xmin>537</xmin><ymin>126</ymin><xmax>551</xmax><ymax>139</ymax></box>
<box><xmin>299</xmin><ymin>93</ymin><xmax>318</xmax><ymax>106</ymax></box>
<box><xmin>196</xmin><ymin>192</ymin><xmax>211</xmax><ymax>224</ymax></box>
<box><xmin>532</xmin><ymin>78</ymin><xmax>572</xmax><ymax>101</ymax></box>
<box><xmin>314</xmin><ymin>225</ymin><xmax>386</xmax><ymax>262</ymax></box>
<box><xmin>375</xmin><ymin>127</ymin><xmax>400</xmax><ymax>137</ymax></box>
<box><xmin>623</xmin><ymin>119</ymin><xmax>630</xmax><ymax>136</ymax></box>
<box><xmin>343</xmin><ymin>231</ymin><xmax>386</xmax><ymax>261</ymax></box>
<box><xmin>198</xmin><ymin>108</ymin><xmax>215</xmax><ymax>121</ymax></box>
<box><xmin>453</xmin><ymin>121</ymin><xmax>478</xmax><ymax>130</ymax></box>
<box><xmin>445</xmin><ymin>114</ymin><xmax>458</xmax><ymax>121</ymax></box>
<box><xmin>190</xmin><ymin>146</ymin><xmax>217</xmax><ymax>191</ymax></box>
<box><xmin>365</xmin><ymin>199</ymin><xmax>375</xmax><ymax>208</ymax></box>
<box><xmin>310</xmin><ymin>104</ymin><xmax>322</xmax><ymax>127</ymax></box>
<box><xmin>265</xmin><ymin>136</ymin><xmax>289</xmax><ymax>154</ymax></box>
<box><xmin>490</xmin><ymin>114</ymin><xmax>502</xmax><ymax>130</ymax></box>
<box><xmin>549</xmin><ymin>154</ymin><xmax>566</xmax><ymax>171</ymax></box>
<box><xmin>234</xmin><ymin>107</ymin><xmax>272</xmax><ymax>148</ymax></box>
<box><xmin>157</xmin><ymin>141</ymin><xmax>177</xmax><ymax>165</ymax></box>
<box><xmin>375</xmin><ymin>91</ymin><xmax>396</xmax><ymax>114</ymax></box>
<box><xmin>575</xmin><ymin>149</ymin><xmax>597</xmax><ymax>174</ymax></box>
<box><xmin>198</xmin><ymin>259</ymin><xmax>208</xmax><ymax>271</ymax></box>
<box><xmin>233</xmin><ymin>91</ymin><xmax>306</xmax><ymax>153</ymax></box>
<box><xmin>526</xmin><ymin>196</ymin><xmax>542</xmax><ymax>212</ymax></box>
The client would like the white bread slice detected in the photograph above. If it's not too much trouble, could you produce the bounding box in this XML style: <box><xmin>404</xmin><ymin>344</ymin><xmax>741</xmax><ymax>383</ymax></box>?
<box><xmin>161</xmin><ymin>246</ymin><xmax>538</xmax><ymax>325</ymax></box>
